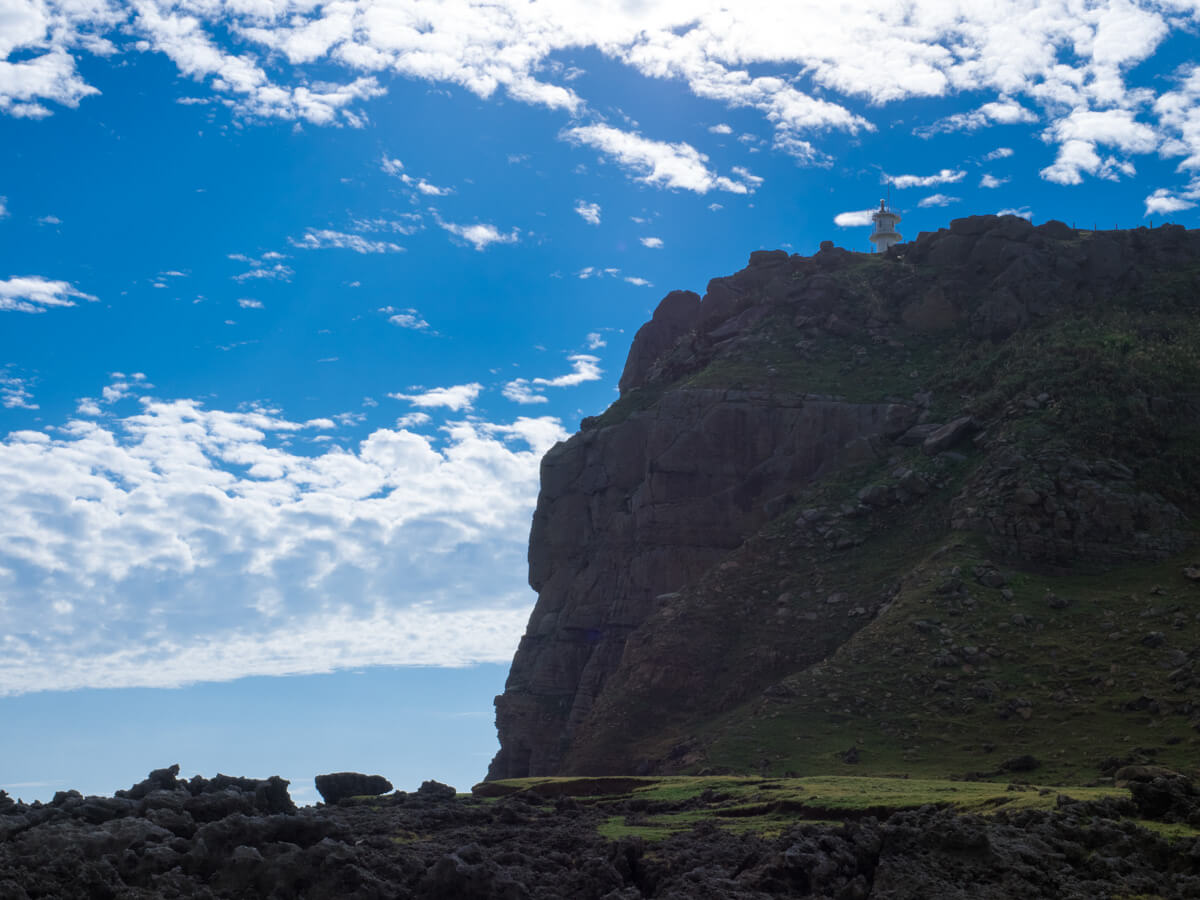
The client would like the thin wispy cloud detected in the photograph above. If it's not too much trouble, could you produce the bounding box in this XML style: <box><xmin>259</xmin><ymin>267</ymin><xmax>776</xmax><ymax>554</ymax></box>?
<box><xmin>290</xmin><ymin>229</ymin><xmax>404</xmax><ymax>254</ymax></box>
<box><xmin>918</xmin><ymin>193</ymin><xmax>959</xmax><ymax>208</ymax></box>
<box><xmin>886</xmin><ymin>169</ymin><xmax>966</xmax><ymax>189</ymax></box>
<box><xmin>640</xmin><ymin>236</ymin><xmax>663</xmax><ymax>248</ymax></box>
<box><xmin>562</xmin><ymin>124</ymin><xmax>762</xmax><ymax>194</ymax></box>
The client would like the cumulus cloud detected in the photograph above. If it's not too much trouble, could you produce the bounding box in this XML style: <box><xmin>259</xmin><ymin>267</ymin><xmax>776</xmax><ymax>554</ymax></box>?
<box><xmin>1039</xmin><ymin>108</ymin><xmax>1156</xmax><ymax>184</ymax></box>
<box><xmin>980</xmin><ymin>174</ymin><xmax>1009</xmax><ymax>188</ymax></box>
<box><xmin>3</xmin><ymin>0</ymin><xmax>1197</xmax><ymax>186</ymax></box>
<box><xmin>388</xmin><ymin>383</ymin><xmax>482</xmax><ymax>411</ymax></box>
<box><xmin>237</xmin><ymin>298</ymin><xmax>263</xmax><ymax>309</ymax></box>
<box><xmin>229</xmin><ymin>252</ymin><xmax>293</xmax><ymax>283</ymax></box>
<box><xmin>1144</xmin><ymin>188</ymin><xmax>1197</xmax><ymax>217</ymax></box>
<box><xmin>984</xmin><ymin>147</ymin><xmax>1014</xmax><ymax>160</ymax></box>
<box><xmin>290</xmin><ymin>229</ymin><xmax>404</xmax><ymax>253</ymax></box>
<box><xmin>562</xmin><ymin>124</ymin><xmax>761</xmax><ymax>194</ymax></box>
<box><xmin>574</xmin><ymin>201</ymin><xmax>601</xmax><ymax>225</ymax></box>
<box><xmin>624</xmin><ymin>276</ymin><xmax>652</xmax><ymax>287</ymax></box>
<box><xmin>833</xmin><ymin>209</ymin><xmax>876</xmax><ymax>228</ymax></box>
<box><xmin>0</xmin><ymin>393</ymin><xmax>568</xmax><ymax>694</ymax></box>
<box><xmin>918</xmin><ymin>193</ymin><xmax>959</xmax><ymax>208</ymax></box>
<box><xmin>0</xmin><ymin>276</ymin><xmax>97</xmax><ymax>313</ymax></box>
<box><xmin>640</xmin><ymin>236</ymin><xmax>663</xmax><ymax>248</ymax></box>
<box><xmin>886</xmin><ymin>169</ymin><xmax>966</xmax><ymax>189</ymax></box>
<box><xmin>586</xmin><ymin>332</ymin><xmax>606</xmax><ymax>349</ymax></box>
<box><xmin>438</xmin><ymin>220</ymin><xmax>519</xmax><ymax>251</ymax></box>
<box><xmin>709</xmin><ymin>123</ymin><xmax>733</xmax><ymax>134</ymax></box>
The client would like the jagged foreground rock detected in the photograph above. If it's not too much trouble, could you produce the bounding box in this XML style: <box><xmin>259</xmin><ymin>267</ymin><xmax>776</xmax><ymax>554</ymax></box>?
<box><xmin>5</xmin><ymin>766</ymin><xmax>1200</xmax><ymax>898</ymax></box>
<box><xmin>490</xmin><ymin>216</ymin><xmax>1200</xmax><ymax>780</ymax></box>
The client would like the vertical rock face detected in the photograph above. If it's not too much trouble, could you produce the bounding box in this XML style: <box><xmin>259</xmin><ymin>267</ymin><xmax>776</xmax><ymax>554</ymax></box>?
<box><xmin>488</xmin><ymin>388</ymin><xmax>916</xmax><ymax>779</ymax></box>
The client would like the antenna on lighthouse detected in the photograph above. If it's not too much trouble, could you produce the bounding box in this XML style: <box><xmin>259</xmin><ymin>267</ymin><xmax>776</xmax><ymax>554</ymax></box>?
<box><xmin>869</xmin><ymin>197</ymin><xmax>902</xmax><ymax>253</ymax></box>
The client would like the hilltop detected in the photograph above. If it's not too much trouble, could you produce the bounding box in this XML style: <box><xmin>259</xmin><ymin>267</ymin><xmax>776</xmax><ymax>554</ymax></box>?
<box><xmin>490</xmin><ymin>214</ymin><xmax>1200</xmax><ymax>784</ymax></box>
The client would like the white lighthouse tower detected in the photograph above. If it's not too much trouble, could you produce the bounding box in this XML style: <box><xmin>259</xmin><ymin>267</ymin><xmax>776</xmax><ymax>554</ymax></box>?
<box><xmin>869</xmin><ymin>199</ymin><xmax>902</xmax><ymax>252</ymax></box>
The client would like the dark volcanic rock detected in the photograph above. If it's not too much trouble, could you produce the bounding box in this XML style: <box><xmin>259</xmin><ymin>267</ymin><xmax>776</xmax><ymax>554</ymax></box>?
<box><xmin>6</xmin><ymin>770</ymin><xmax>1200</xmax><ymax>899</ymax></box>
<box><xmin>314</xmin><ymin>772</ymin><xmax>393</xmax><ymax>805</ymax></box>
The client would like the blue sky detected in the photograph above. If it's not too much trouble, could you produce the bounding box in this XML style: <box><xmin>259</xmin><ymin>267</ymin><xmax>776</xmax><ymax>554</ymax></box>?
<box><xmin>2</xmin><ymin>1</ymin><xmax>1200</xmax><ymax>802</ymax></box>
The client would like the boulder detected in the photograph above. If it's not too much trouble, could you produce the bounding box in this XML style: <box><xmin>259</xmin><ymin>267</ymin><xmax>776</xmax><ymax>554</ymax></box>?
<box><xmin>314</xmin><ymin>772</ymin><xmax>393</xmax><ymax>805</ymax></box>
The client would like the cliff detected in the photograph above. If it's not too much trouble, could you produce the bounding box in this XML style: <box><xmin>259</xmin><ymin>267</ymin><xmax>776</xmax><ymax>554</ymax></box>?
<box><xmin>489</xmin><ymin>216</ymin><xmax>1200</xmax><ymax>782</ymax></box>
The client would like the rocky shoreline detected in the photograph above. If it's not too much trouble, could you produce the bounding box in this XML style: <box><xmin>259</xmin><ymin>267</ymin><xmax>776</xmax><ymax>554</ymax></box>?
<box><xmin>4</xmin><ymin>766</ymin><xmax>1200</xmax><ymax>898</ymax></box>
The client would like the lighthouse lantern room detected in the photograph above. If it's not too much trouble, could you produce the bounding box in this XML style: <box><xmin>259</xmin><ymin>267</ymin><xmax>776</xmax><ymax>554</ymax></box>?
<box><xmin>869</xmin><ymin>199</ymin><xmax>902</xmax><ymax>253</ymax></box>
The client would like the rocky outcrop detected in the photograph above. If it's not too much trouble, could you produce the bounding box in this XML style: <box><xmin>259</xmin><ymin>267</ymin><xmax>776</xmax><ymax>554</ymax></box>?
<box><xmin>490</xmin><ymin>217</ymin><xmax>1200</xmax><ymax>780</ymax></box>
<box><xmin>5</xmin><ymin>769</ymin><xmax>1200</xmax><ymax>898</ymax></box>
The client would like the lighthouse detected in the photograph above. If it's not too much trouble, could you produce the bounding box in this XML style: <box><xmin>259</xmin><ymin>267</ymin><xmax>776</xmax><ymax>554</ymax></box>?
<box><xmin>869</xmin><ymin>199</ymin><xmax>902</xmax><ymax>252</ymax></box>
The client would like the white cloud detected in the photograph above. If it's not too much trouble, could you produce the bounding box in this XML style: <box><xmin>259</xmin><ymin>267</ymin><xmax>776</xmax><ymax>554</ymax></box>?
<box><xmin>998</xmin><ymin>206</ymin><xmax>1033</xmax><ymax>220</ymax></box>
<box><xmin>980</xmin><ymin>174</ymin><xmax>1009</xmax><ymax>188</ymax></box>
<box><xmin>237</xmin><ymin>298</ymin><xmax>263</xmax><ymax>309</ymax></box>
<box><xmin>438</xmin><ymin>220</ymin><xmax>519</xmax><ymax>251</ymax></box>
<box><xmin>380</xmin><ymin>155</ymin><xmax>404</xmax><ymax>176</ymax></box>
<box><xmin>586</xmin><ymin>332</ymin><xmax>606</xmax><ymax>349</ymax></box>
<box><xmin>916</xmin><ymin>99</ymin><xmax>1037</xmax><ymax>136</ymax></box>
<box><xmin>918</xmin><ymin>193</ymin><xmax>959</xmax><ymax>207</ymax></box>
<box><xmin>1144</xmin><ymin>188</ymin><xmax>1196</xmax><ymax>217</ymax></box>
<box><xmin>352</xmin><ymin>215</ymin><xmax>422</xmax><ymax>235</ymax></box>
<box><xmin>37</xmin><ymin>215</ymin><xmax>61</xmax><ymax>225</ymax></box>
<box><xmin>399</xmin><ymin>173</ymin><xmax>452</xmax><ymax>196</ymax></box>
<box><xmin>389</xmin><ymin>383</ymin><xmax>482</xmax><ymax>411</ymax></box>
<box><xmin>574</xmin><ymin>200</ymin><xmax>601</xmax><ymax>225</ymax></box>
<box><xmin>395</xmin><ymin>411</ymin><xmax>431</xmax><ymax>428</ymax></box>
<box><xmin>385</xmin><ymin>308</ymin><xmax>431</xmax><ymax>330</ymax></box>
<box><xmin>0</xmin><ymin>392</ymin><xmax>569</xmax><ymax>694</ymax></box>
<box><xmin>0</xmin><ymin>276</ymin><xmax>97</xmax><ymax>313</ymax></box>
<box><xmin>502</xmin><ymin>354</ymin><xmax>603</xmax><ymax>404</ymax></box>
<box><xmin>230</xmin><ymin>252</ymin><xmax>293</xmax><ymax>283</ymax></box>
<box><xmin>640</xmin><ymin>236</ymin><xmax>663</xmax><ymax>248</ymax></box>
<box><xmin>0</xmin><ymin>369</ymin><xmax>37</xmax><ymax>409</ymax></box>
<box><xmin>501</xmin><ymin>379</ymin><xmax>549</xmax><ymax>405</ymax></box>
<box><xmin>533</xmin><ymin>354</ymin><xmax>601</xmax><ymax>388</ymax></box>
<box><xmin>1039</xmin><ymin>108</ymin><xmax>1157</xmax><ymax>184</ymax></box>
<box><xmin>0</xmin><ymin>196</ymin><xmax>7</xmax><ymax>219</ymax></box>
<box><xmin>562</xmin><ymin>124</ymin><xmax>761</xmax><ymax>194</ymax></box>
<box><xmin>887</xmin><ymin>169</ymin><xmax>966</xmax><ymax>189</ymax></box>
<box><xmin>833</xmin><ymin>209</ymin><xmax>876</xmax><ymax>228</ymax></box>
<box><xmin>709</xmin><ymin>123</ymin><xmax>733</xmax><ymax>134</ymax></box>
<box><xmin>290</xmin><ymin>229</ymin><xmax>404</xmax><ymax>253</ymax></box>
<box><xmin>624</xmin><ymin>276</ymin><xmax>652</xmax><ymax>287</ymax></box>
<box><xmin>985</xmin><ymin>147</ymin><xmax>1015</xmax><ymax>161</ymax></box>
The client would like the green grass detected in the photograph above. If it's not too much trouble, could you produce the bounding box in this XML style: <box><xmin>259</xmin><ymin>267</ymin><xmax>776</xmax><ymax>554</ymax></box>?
<box><xmin>480</xmin><ymin>774</ymin><xmax>1132</xmax><ymax>843</ymax></box>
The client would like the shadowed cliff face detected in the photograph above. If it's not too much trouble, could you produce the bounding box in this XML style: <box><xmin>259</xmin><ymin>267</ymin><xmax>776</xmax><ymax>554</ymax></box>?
<box><xmin>489</xmin><ymin>389</ymin><xmax>916</xmax><ymax>779</ymax></box>
<box><xmin>490</xmin><ymin>216</ymin><xmax>1200</xmax><ymax>781</ymax></box>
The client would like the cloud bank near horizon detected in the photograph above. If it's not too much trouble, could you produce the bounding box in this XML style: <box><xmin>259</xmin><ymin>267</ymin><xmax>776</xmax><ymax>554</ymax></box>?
<box><xmin>0</xmin><ymin>388</ymin><xmax>567</xmax><ymax>696</ymax></box>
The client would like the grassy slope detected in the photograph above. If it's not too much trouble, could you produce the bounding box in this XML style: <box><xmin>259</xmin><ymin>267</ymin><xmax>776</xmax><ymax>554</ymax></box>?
<box><xmin>473</xmin><ymin>774</ymin><xmax>1170</xmax><ymax>844</ymax></box>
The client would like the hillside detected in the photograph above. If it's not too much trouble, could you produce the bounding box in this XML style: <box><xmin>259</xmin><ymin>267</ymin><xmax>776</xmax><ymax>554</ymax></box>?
<box><xmin>489</xmin><ymin>214</ymin><xmax>1200</xmax><ymax>785</ymax></box>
